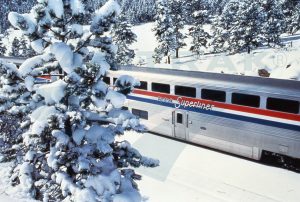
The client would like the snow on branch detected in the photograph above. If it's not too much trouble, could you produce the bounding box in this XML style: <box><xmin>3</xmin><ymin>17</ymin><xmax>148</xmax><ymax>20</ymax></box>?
<box><xmin>8</xmin><ymin>12</ymin><xmax>36</xmax><ymax>34</ymax></box>
<box><xmin>90</xmin><ymin>0</ymin><xmax>121</xmax><ymax>34</ymax></box>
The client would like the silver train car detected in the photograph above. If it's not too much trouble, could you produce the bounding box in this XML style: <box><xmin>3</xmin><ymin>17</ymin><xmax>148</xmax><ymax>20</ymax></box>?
<box><xmin>1</xmin><ymin>56</ymin><xmax>300</xmax><ymax>161</ymax></box>
<box><xmin>107</xmin><ymin>66</ymin><xmax>300</xmax><ymax>161</ymax></box>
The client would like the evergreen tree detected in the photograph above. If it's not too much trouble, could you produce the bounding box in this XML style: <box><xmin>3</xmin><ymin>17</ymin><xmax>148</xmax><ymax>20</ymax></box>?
<box><xmin>211</xmin><ymin>0</ymin><xmax>240</xmax><ymax>53</ymax></box>
<box><xmin>112</xmin><ymin>14</ymin><xmax>137</xmax><ymax>65</ymax></box>
<box><xmin>0</xmin><ymin>60</ymin><xmax>29</xmax><ymax>163</ymax></box>
<box><xmin>170</xmin><ymin>0</ymin><xmax>186</xmax><ymax>58</ymax></box>
<box><xmin>261</xmin><ymin>0</ymin><xmax>285</xmax><ymax>47</ymax></box>
<box><xmin>209</xmin><ymin>0</ymin><xmax>228</xmax><ymax>16</ymax></box>
<box><xmin>4</xmin><ymin>33</ymin><xmax>35</xmax><ymax>57</ymax></box>
<box><xmin>120</xmin><ymin>0</ymin><xmax>156</xmax><ymax>24</ymax></box>
<box><xmin>153</xmin><ymin>0</ymin><xmax>176</xmax><ymax>64</ymax></box>
<box><xmin>212</xmin><ymin>0</ymin><xmax>265</xmax><ymax>54</ymax></box>
<box><xmin>0</xmin><ymin>0</ymin><xmax>36</xmax><ymax>33</ymax></box>
<box><xmin>9</xmin><ymin>37</ymin><xmax>22</xmax><ymax>57</ymax></box>
<box><xmin>0</xmin><ymin>36</ymin><xmax>6</xmax><ymax>55</ymax></box>
<box><xmin>189</xmin><ymin>1</ymin><xmax>210</xmax><ymax>56</ymax></box>
<box><xmin>281</xmin><ymin>0</ymin><xmax>299</xmax><ymax>34</ymax></box>
<box><xmin>19</xmin><ymin>35</ymin><xmax>36</xmax><ymax>57</ymax></box>
<box><xmin>289</xmin><ymin>1</ymin><xmax>300</xmax><ymax>34</ymax></box>
<box><xmin>82</xmin><ymin>0</ymin><xmax>108</xmax><ymax>24</ymax></box>
<box><xmin>2</xmin><ymin>0</ymin><xmax>158</xmax><ymax>201</ymax></box>
<box><xmin>184</xmin><ymin>0</ymin><xmax>210</xmax><ymax>24</ymax></box>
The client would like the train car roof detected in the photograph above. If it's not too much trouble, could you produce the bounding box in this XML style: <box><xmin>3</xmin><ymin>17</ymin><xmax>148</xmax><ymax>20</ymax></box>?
<box><xmin>0</xmin><ymin>56</ymin><xmax>26</xmax><ymax>65</ymax></box>
<box><xmin>113</xmin><ymin>65</ymin><xmax>300</xmax><ymax>99</ymax></box>
<box><xmin>1</xmin><ymin>57</ymin><xmax>299</xmax><ymax>98</ymax></box>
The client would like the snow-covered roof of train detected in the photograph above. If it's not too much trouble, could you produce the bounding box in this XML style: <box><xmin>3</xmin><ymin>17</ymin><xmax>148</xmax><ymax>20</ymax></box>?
<box><xmin>113</xmin><ymin>65</ymin><xmax>300</xmax><ymax>99</ymax></box>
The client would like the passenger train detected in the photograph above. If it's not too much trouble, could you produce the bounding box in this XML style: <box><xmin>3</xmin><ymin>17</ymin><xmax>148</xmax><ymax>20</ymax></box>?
<box><xmin>106</xmin><ymin>66</ymin><xmax>300</xmax><ymax>162</ymax></box>
<box><xmin>1</xmin><ymin>56</ymin><xmax>300</xmax><ymax>163</ymax></box>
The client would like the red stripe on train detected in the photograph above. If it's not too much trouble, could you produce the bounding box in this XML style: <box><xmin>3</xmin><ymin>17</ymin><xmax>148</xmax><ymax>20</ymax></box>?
<box><xmin>38</xmin><ymin>75</ymin><xmax>51</xmax><ymax>80</ymax></box>
<box><xmin>132</xmin><ymin>89</ymin><xmax>300</xmax><ymax>122</ymax></box>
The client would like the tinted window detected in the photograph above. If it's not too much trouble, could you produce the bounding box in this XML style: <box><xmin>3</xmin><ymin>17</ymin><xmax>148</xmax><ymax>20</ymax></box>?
<box><xmin>135</xmin><ymin>81</ymin><xmax>148</xmax><ymax>90</ymax></box>
<box><xmin>122</xmin><ymin>106</ymin><xmax>129</xmax><ymax>110</ymax></box>
<box><xmin>113</xmin><ymin>77</ymin><xmax>118</xmax><ymax>84</ymax></box>
<box><xmin>177</xmin><ymin>113</ymin><xmax>183</xmax><ymax>124</ymax></box>
<box><xmin>201</xmin><ymin>89</ymin><xmax>226</xmax><ymax>102</ymax></box>
<box><xmin>152</xmin><ymin>82</ymin><xmax>170</xmax><ymax>94</ymax></box>
<box><xmin>132</xmin><ymin>108</ymin><xmax>149</xmax><ymax>120</ymax></box>
<box><xmin>103</xmin><ymin>77</ymin><xmax>110</xmax><ymax>85</ymax></box>
<box><xmin>232</xmin><ymin>93</ymin><xmax>260</xmax><ymax>108</ymax></box>
<box><xmin>175</xmin><ymin>85</ymin><xmax>196</xmax><ymax>98</ymax></box>
<box><xmin>267</xmin><ymin>98</ymin><xmax>299</xmax><ymax>114</ymax></box>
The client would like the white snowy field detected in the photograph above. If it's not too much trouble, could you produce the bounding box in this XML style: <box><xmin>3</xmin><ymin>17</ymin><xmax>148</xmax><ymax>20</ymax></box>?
<box><xmin>125</xmin><ymin>132</ymin><xmax>300</xmax><ymax>202</ymax></box>
<box><xmin>1</xmin><ymin>132</ymin><xmax>300</xmax><ymax>202</ymax></box>
<box><xmin>131</xmin><ymin>23</ymin><xmax>300</xmax><ymax>80</ymax></box>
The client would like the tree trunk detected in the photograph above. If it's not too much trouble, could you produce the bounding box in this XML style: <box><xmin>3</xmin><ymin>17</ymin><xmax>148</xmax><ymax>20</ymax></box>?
<box><xmin>167</xmin><ymin>56</ymin><xmax>171</xmax><ymax>64</ymax></box>
<box><xmin>247</xmin><ymin>46</ymin><xmax>251</xmax><ymax>54</ymax></box>
<box><xmin>176</xmin><ymin>48</ymin><xmax>179</xmax><ymax>58</ymax></box>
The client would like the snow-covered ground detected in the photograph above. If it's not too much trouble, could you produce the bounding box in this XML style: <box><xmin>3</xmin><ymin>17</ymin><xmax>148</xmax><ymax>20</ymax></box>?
<box><xmin>132</xmin><ymin>23</ymin><xmax>300</xmax><ymax>80</ymax></box>
<box><xmin>2</xmin><ymin>132</ymin><xmax>300</xmax><ymax>202</ymax></box>
<box><xmin>0</xmin><ymin>133</ymin><xmax>300</xmax><ymax>202</ymax></box>
<box><xmin>126</xmin><ymin>132</ymin><xmax>300</xmax><ymax>202</ymax></box>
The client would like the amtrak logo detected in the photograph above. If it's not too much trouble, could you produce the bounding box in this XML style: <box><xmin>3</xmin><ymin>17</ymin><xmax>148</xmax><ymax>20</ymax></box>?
<box><xmin>158</xmin><ymin>97</ymin><xmax>214</xmax><ymax>111</ymax></box>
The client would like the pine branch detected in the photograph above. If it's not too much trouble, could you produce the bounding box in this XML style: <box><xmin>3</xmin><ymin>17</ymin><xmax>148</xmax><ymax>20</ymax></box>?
<box><xmin>74</xmin><ymin>34</ymin><xmax>93</xmax><ymax>53</ymax></box>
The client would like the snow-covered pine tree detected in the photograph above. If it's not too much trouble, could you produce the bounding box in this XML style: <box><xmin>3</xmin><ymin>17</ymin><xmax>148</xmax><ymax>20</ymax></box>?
<box><xmin>0</xmin><ymin>35</ymin><xmax>6</xmax><ymax>55</ymax></box>
<box><xmin>261</xmin><ymin>0</ymin><xmax>285</xmax><ymax>47</ymax></box>
<box><xmin>189</xmin><ymin>0</ymin><xmax>210</xmax><ymax>56</ymax></box>
<box><xmin>209</xmin><ymin>0</ymin><xmax>228</xmax><ymax>16</ymax></box>
<box><xmin>2</xmin><ymin>28</ymin><xmax>35</xmax><ymax>57</ymax></box>
<box><xmin>121</xmin><ymin>0</ymin><xmax>156</xmax><ymax>24</ymax></box>
<box><xmin>4</xmin><ymin>0</ymin><xmax>158</xmax><ymax>201</ymax></box>
<box><xmin>9</xmin><ymin>37</ymin><xmax>22</xmax><ymax>57</ymax></box>
<box><xmin>233</xmin><ymin>0</ymin><xmax>266</xmax><ymax>53</ymax></box>
<box><xmin>153</xmin><ymin>0</ymin><xmax>176</xmax><ymax>64</ymax></box>
<box><xmin>170</xmin><ymin>0</ymin><xmax>186</xmax><ymax>58</ymax></box>
<box><xmin>81</xmin><ymin>0</ymin><xmax>108</xmax><ymax>24</ymax></box>
<box><xmin>19</xmin><ymin>35</ymin><xmax>36</xmax><ymax>57</ymax></box>
<box><xmin>210</xmin><ymin>0</ymin><xmax>240</xmax><ymax>53</ymax></box>
<box><xmin>112</xmin><ymin>13</ymin><xmax>137</xmax><ymax>65</ymax></box>
<box><xmin>184</xmin><ymin>0</ymin><xmax>210</xmax><ymax>24</ymax></box>
<box><xmin>0</xmin><ymin>0</ymin><xmax>35</xmax><ymax>33</ymax></box>
<box><xmin>281</xmin><ymin>0</ymin><xmax>299</xmax><ymax>34</ymax></box>
<box><xmin>213</xmin><ymin>0</ymin><xmax>265</xmax><ymax>54</ymax></box>
<box><xmin>10</xmin><ymin>36</ymin><xmax>36</xmax><ymax>58</ymax></box>
<box><xmin>289</xmin><ymin>1</ymin><xmax>300</xmax><ymax>35</ymax></box>
<box><xmin>0</xmin><ymin>60</ymin><xmax>30</xmax><ymax>163</ymax></box>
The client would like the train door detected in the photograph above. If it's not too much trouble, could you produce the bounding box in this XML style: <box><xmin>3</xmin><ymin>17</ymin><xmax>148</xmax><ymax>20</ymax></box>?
<box><xmin>173</xmin><ymin>111</ymin><xmax>188</xmax><ymax>139</ymax></box>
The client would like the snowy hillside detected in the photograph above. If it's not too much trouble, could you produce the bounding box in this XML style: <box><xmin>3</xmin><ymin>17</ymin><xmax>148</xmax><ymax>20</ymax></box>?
<box><xmin>131</xmin><ymin>23</ymin><xmax>300</xmax><ymax>80</ymax></box>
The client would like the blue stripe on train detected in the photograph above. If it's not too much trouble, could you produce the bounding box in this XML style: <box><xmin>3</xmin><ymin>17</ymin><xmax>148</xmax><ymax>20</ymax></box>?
<box><xmin>127</xmin><ymin>95</ymin><xmax>300</xmax><ymax>132</ymax></box>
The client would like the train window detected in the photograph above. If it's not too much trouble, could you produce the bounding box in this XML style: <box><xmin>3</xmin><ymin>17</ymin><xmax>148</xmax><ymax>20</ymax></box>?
<box><xmin>135</xmin><ymin>81</ymin><xmax>148</xmax><ymax>90</ymax></box>
<box><xmin>201</xmin><ymin>89</ymin><xmax>226</xmax><ymax>102</ymax></box>
<box><xmin>132</xmin><ymin>108</ymin><xmax>149</xmax><ymax>120</ymax></box>
<box><xmin>267</xmin><ymin>98</ymin><xmax>299</xmax><ymax>114</ymax></box>
<box><xmin>232</xmin><ymin>93</ymin><xmax>260</xmax><ymax>108</ymax></box>
<box><xmin>113</xmin><ymin>77</ymin><xmax>118</xmax><ymax>84</ymax></box>
<box><xmin>177</xmin><ymin>113</ymin><xmax>183</xmax><ymax>124</ymax></box>
<box><xmin>152</xmin><ymin>82</ymin><xmax>170</xmax><ymax>94</ymax></box>
<box><xmin>175</xmin><ymin>85</ymin><xmax>196</xmax><ymax>98</ymax></box>
<box><xmin>103</xmin><ymin>77</ymin><xmax>110</xmax><ymax>85</ymax></box>
<box><xmin>122</xmin><ymin>106</ymin><xmax>129</xmax><ymax>110</ymax></box>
